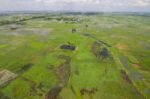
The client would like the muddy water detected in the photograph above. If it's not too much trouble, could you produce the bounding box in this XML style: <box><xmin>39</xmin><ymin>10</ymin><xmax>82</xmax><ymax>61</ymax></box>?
<box><xmin>120</xmin><ymin>69</ymin><xmax>145</xmax><ymax>99</ymax></box>
<box><xmin>119</xmin><ymin>56</ymin><xmax>144</xmax><ymax>81</ymax></box>
<box><xmin>119</xmin><ymin>56</ymin><xmax>147</xmax><ymax>98</ymax></box>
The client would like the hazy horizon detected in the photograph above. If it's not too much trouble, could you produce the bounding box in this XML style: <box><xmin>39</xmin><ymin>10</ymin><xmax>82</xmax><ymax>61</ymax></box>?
<box><xmin>0</xmin><ymin>0</ymin><xmax>150</xmax><ymax>12</ymax></box>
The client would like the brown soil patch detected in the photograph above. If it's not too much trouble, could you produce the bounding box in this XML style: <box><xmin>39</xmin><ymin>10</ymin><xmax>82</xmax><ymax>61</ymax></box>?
<box><xmin>22</xmin><ymin>77</ymin><xmax>45</xmax><ymax>96</ymax></box>
<box><xmin>91</xmin><ymin>41</ymin><xmax>102</xmax><ymax>57</ymax></box>
<box><xmin>45</xmin><ymin>86</ymin><xmax>62</xmax><ymax>99</ymax></box>
<box><xmin>120</xmin><ymin>69</ymin><xmax>132</xmax><ymax>84</ymax></box>
<box><xmin>80</xmin><ymin>88</ymin><xmax>98</xmax><ymax>96</ymax></box>
<box><xmin>55</xmin><ymin>55</ymin><xmax>71</xmax><ymax>86</ymax></box>
<box><xmin>133</xmin><ymin>64</ymin><xmax>141</xmax><ymax>69</ymax></box>
<box><xmin>0</xmin><ymin>91</ymin><xmax>10</xmax><ymax>99</ymax></box>
<box><xmin>116</xmin><ymin>43</ymin><xmax>128</xmax><ymax>51</ymax></box>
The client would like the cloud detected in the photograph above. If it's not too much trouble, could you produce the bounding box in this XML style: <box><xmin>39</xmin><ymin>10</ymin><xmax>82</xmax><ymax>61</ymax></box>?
<box><xmin>34</xmin><ymin>0</ymin><xmax>150</xmax><ymax>6</ymax></box>
<box><xmin>0</xmin><ymin>0</ymin><xmax>150</xmax><ymax>12</ymax></box>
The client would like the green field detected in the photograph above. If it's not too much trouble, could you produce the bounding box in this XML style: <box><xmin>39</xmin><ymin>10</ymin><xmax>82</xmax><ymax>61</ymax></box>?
<box><xmin>0</xmin><ymin>13</ymin><xmax>150</xmax><ymax>99</ymax></box>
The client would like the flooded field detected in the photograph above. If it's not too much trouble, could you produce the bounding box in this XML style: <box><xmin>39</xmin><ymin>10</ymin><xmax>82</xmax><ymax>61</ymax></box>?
<box><xmin>0</xmin><ymin>13</ymin><xmax>150</xmax><ymax>99</ymax></box>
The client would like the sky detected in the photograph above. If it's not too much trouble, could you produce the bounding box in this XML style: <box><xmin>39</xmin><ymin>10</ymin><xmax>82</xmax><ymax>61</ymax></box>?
<box><xmin>0</xmin><ymin>0</ymin><xmax>150</xmax><ymax>12</ymax></box>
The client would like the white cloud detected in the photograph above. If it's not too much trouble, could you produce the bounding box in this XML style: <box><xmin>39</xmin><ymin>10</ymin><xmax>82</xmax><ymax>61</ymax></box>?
<box><xmin>131</xmin><ymin>0</ymin><xmax>150</xmax><ymax>6</ymax></box>
<box><xmin>34</xmin><ymin>0</ymin><xmax>150</xmax><ymax>6</ymax></box>
<box><xmin>0</xmin><ymin>0</ymin><xmax>150</xmax><ymax>12</ymax></box>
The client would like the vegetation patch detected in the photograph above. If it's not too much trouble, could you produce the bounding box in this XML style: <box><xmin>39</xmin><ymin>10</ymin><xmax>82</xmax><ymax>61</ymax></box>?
<box><xmin>55</xmin><ymin>55</ymin><xmax>71</xmax><ymax>86</ymax></box>
<box><xmin>45</xmin><ymin>55</ymin><xmax>71</xmax><ymax>99</ymax></box>
<box><xmin>0</xmin><ymin>13</ymin><xmax>150</xmax><ymax>99</ymax></box>
<box><xmin>91</xmin><ymin>41</ymin><xmax>113</xmax><ymax>60</ymax></box>
<box><xmin>17</xmin><ymin>63</ymin><xmax>34</xmax><ymax>73</ymax></box>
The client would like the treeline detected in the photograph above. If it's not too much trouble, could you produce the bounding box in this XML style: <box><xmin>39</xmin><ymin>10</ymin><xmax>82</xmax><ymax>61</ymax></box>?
<box><xmin>44</xmin><ymin>16</ymin><xmax>79</xmax><ymax>21</ymax></box>
<box><xmin>0</xmin><ymin>16</ymin><xmax>46</xmax><ymax>26</ymax></box>
<box><xmin>60</xmin><ymin>12</ymin><xmax>104</xmax><ymax>16</ymax></box>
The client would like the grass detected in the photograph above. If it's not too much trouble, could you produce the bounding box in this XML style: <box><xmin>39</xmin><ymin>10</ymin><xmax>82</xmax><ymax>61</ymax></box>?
<box><xmin>0</xmin><ymin>13</ymin><xmax>150</xmax><ymax>99</ymax></box>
